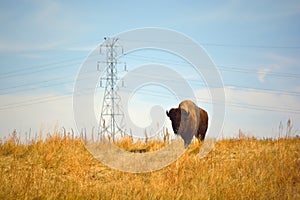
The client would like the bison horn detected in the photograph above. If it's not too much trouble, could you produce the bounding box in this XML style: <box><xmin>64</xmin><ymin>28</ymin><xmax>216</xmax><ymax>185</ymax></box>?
<box><xmin>166</xmin><ymin>110</ymin><xmax>169</xmax><ymax>117</ymax></box>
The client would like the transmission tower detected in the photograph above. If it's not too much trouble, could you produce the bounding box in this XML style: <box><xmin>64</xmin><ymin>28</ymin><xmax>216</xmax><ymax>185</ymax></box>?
<box><xmin>98</xmin><ymin>37</ymin><xmax>126</xmax><ymax>141</ymax></box>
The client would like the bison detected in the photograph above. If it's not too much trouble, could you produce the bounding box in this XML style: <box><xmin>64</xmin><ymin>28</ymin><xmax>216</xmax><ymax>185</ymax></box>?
<box><xmin>166</xmin><ymin>100</ymin><xmax>208</xmax><ymax>148</ymax></box>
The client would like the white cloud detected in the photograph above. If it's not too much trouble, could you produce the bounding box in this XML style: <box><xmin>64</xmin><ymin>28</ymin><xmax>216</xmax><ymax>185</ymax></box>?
<box><xmin>224</xmin><ymin>87</ymin><xmax>300</xmax><ymax>111</ymax></box>
<box><xmin>266</xmin><ymin>53</ymin><xmax>300</xmax><ymax>67</ymax></box>
<box><xmin>1</xmin><ymin>85</ymin><xmax>299</xmax><ymax>140</ymax></box>
<box><xmin>257</xmin><ymin>68</ymin><xmax>271</xmax><ymax>82</ymax></box>
<box><xmin>195</xmin><ymin>86</ymin><xmax>300</xmax><ymax>138</ymax></box>
<box><xmin>296</xmin><ymin>86</ymin><xmax>300</xmax><ymax>93</ymax></box>
<box><xmin>0</xmin><ymin>94</ymin><xmax>75</xmax><ymax>138</ymax></box>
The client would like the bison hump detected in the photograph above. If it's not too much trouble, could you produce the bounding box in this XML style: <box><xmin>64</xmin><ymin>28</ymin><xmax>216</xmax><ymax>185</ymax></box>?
<box><xmin>179</xmin><ymin>100</ymin><xmax>197</xmax><ymax>113</ymax></box>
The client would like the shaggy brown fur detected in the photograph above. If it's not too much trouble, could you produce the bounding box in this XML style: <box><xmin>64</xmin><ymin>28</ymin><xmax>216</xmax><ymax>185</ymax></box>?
<box><xmin>166</xmin><ymin>100</ymin><xmax>208</xmax><ymax>147</ymax></box>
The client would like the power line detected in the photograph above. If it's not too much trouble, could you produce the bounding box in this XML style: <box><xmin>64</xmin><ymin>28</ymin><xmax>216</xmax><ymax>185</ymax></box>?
<box><xmin>0</xmin><ymin>71</ymin><xmax>97</xmax><ymax>95</ymax></box>
<box><xmin>0</xmin><ymin>38</ymin><xmax>299</xmax><ymax>115</ymax></box>
<box><xmin>201</xmin><ymin>43</ymin><xmax>300</xmax><ymax>49</ymax></box>
<box><xmin>1</xmin><ymin>39</ymin><xmax>298</xmax><ymax>80</ymax></box>
<box><xmin>0</xmin><ymin>89</ymin><xmax>94</xmax><ymax>110</ymax></box>
<box><xmin>0</xmin><ymin>50</ymin><xmax>298</xmax><ymax>95</ymax></box>
<box><xmin>120</xmin><ymin>70</ymin><xmax>300</xmax><ymax>97</ymax></box>
<box><xmin>1</xmin><ymin>67</ymin><xmax>299</xmax><ymax>99</ymax></box>
<box><xmin>0</xmin><ymin>74</ymin><xmax>74</xmax><ymax>93</ymax></box>
<box><xmin>120</xmin><ymin>38</ymin><xmax>300</xmax><ymax>49</ymax></box>
<box><xmin>0</xmin><ymin>57</ymin><xmax>86</xmax><ymax>79</ymax></box>
<box><xmin>123</xmin><ymin>54</ymin><xmax>300</xmax><ymax>79</ymax></box>
<box><xmin>1</xmin><ymin>84</ymin><xmax>300</xmax><ymax>115</ymax></box>
<box><xmin>124</xmin><ymin>87</ymin><xmax>300</xmax><ymax>114</ymax></box>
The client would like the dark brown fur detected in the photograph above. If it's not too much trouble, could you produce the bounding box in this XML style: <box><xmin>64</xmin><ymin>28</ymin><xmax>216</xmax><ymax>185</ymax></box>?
<box><xmin>166</xmin><ymin>100</ymin><xmax>208</xmax><ymax>147</ymax></box>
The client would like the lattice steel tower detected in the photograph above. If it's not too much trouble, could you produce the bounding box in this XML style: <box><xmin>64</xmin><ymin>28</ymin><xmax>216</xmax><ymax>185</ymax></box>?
<box><xmin>98</xmin><ymin>37</ymin><xmax>125</xmax><ymax>140</ymax></box>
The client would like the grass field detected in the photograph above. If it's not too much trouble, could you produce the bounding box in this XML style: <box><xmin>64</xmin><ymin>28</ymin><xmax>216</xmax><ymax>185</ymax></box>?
<box><xmin>0</xmin><ymin>130</ymin><xmax>299</xmax><ymax>199</ymax></box>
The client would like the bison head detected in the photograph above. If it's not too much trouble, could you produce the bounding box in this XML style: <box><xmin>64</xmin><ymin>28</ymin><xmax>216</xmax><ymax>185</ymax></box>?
<box><xmin>166</xmin><ymin>108</ymin><xmax>189</xmax><ymax>134</ymax></box>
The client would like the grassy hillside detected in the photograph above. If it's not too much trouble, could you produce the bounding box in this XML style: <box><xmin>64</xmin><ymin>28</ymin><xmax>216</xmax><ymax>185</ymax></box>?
<box><xmin>0</xmin><ymin>131</ymin><xmax>299</xmax><ymax>199</ymax></box>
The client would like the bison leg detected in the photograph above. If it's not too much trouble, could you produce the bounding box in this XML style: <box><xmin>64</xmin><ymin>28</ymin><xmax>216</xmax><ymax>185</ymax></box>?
<box><xmin>196</xmin><ymin>123</ymin><xmax>208</xmax><ymax>142</ymax></box>
<box><xmin>195</xmin><ymin>134</ymin><xmax>202</xmax><ymax>143</ymax></box>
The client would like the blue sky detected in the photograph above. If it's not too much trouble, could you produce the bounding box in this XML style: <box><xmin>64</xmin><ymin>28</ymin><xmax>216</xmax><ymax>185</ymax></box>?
<box><xmin>0</xmin><ymin>0</ymin><xmax>299</xmax><ymax>139</ymax></box>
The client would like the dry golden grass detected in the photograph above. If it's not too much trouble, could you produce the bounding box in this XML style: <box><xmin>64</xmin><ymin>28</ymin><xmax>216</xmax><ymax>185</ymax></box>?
<box><xmin>0</xmin><ymin>131</ymin><xmax>299</xmax><ymax>199</ymax></box>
